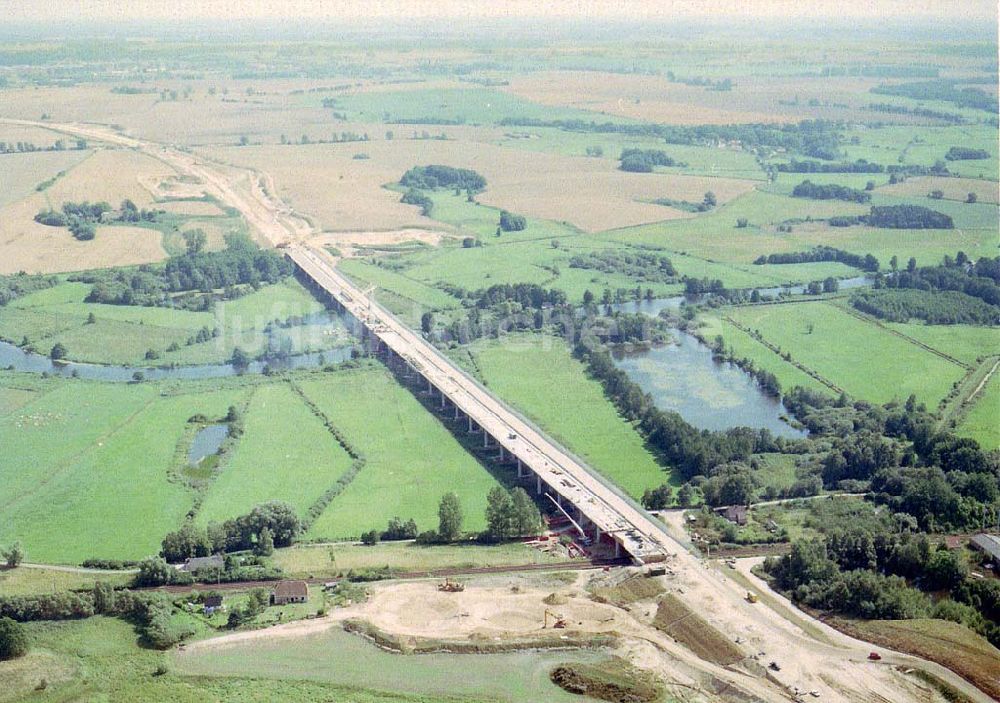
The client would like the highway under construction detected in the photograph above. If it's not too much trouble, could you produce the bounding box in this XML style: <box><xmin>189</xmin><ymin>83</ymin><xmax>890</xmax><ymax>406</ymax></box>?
<box><xmin>287</xmin><ymin>244</ymin><xmax>674</xmax><ymax>565</ymax></box>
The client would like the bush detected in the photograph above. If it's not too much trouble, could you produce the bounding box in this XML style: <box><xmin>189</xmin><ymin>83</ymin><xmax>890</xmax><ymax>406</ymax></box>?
<box><xmin>0</xmin><ymin>618</ymin><xmax>29</xmax><ymax>660</ymax></box>
<box><xmin>360</xmin><ymin>530</ymin><xmax>380</xmax><ymax>546</ymax></box>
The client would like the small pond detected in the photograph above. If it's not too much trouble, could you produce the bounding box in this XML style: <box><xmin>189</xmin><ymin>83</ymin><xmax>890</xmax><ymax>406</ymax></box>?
<box><xmin>188</xmin><ymin>424</ymin><xmax>229</xmax><ymax>465</ymax></box>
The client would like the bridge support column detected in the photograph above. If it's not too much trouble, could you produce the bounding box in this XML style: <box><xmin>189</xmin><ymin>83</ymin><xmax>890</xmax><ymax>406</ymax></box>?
<box><xmin>536</xmin><ymin>474</ymin><xmax>543</xmax><ymax>495</ymax></box>
<box><xmin>499</xmin><ymin>446</ymin><xmax>505</xmax><ymax>461</ymax></box>
<box><xmin>454</xmin><ymin>405</ymin><xmax>461</xmax><ymax>420</ymax></box>
<box><xmin>426</xmin><ymin>377</ymin><xmax>432</xmax><ymax>394</ymax></box>
<box><xmin>516</xmin><ymin>459</ymin><xmax>525</xmax><ymax>478</ymax></box>
<box><xmin>483</xmin><ymin>433</ymin><xmax>490</xmax><ymax>448</ymax></box>
<box><xmin>467</xmin><ymin>416</ymin><xmax>474</xmax><ymax>433</ymax></box>
<box><xmin>440</xmin><ymin>394</ymin><xmax>446</xmax><ymax>409</ymax></box>
<box><xmin>614</xmin><ymin>540</ymin><xmax>621</xmax><ymax>559</ymax></box>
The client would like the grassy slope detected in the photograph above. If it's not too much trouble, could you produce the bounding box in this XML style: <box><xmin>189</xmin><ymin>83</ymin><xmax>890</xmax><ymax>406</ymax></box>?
<box><xmin>298</xmin><ymin>367</ymin><xmax>501</xmax><ymax>539</ymax></box>
<box><xmin>459</xmin><ymin>334</ymin><xmax>674</xmax><ymax>498</ymax></box>
<box><xmin>828</xmin><ymin>617</ymin><xmax>1000</xmax><ymax>702</ymax></box>
<box><xmin>727</xmin><ymin>302</ymin><xmax>968</xmax><ymax>404</ymax></box>
<box><xmin>198</xmin><ymin>382</ymin><xmax>354</xmax><ymax>524</ymax></box>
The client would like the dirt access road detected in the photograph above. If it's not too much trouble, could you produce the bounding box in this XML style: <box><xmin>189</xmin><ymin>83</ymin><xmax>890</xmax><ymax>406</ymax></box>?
<box><xmin>10</xmin><ymin>118</ymin><xmax>992</xmax><ymax>703</ymax></box>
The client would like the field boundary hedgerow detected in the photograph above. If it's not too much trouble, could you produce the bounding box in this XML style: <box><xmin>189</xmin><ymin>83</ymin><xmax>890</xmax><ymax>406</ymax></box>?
<box><xmin>286</xmin><ymin>379</ymin><xmax>369</xmax><ymax>530</ymax></box>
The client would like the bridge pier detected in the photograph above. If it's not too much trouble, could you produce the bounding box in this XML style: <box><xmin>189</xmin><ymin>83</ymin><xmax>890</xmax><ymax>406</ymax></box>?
<box><xmin>516</xmin><ymin>459</ymin><xmax>525</xmax><ymax>478</ymax></box>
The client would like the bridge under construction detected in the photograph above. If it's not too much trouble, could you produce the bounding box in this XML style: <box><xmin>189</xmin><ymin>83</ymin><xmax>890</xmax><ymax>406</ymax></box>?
<box><xmin>287</xmin><ymin>244</ymin><xmax>673</xmax><ymax>565</ymax></box>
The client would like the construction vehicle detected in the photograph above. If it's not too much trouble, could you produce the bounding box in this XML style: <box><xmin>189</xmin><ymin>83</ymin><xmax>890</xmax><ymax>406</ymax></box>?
<box><xmin>544</xmin><ymin>609</ymin><xmax>568</xmax><ymax>629</ymax></box>
<box><xmin>768</xmin><ymin>661</ymin><xmax>781</xmax><ymax>672</ymax></box>
<box><xmin>867</xmin><ymin>651</ymin><xmax>882</xmax><ymax>661</ymax></box>
<box><xmin>746</xmin><ymin>591</ymin><xmax>759</xmax><ymax>604</ymax></box>
<box><xmin>438</xmin><ymin>578</ymin><xmax>465</xmax><ymax>593</ymax></box>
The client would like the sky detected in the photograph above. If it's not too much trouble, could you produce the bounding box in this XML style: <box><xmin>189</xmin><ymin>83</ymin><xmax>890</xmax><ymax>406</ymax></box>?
<box><xmin>4</xmin><ymin>0</ymin><xmax>997</xmax><ymax>23</ymax></box>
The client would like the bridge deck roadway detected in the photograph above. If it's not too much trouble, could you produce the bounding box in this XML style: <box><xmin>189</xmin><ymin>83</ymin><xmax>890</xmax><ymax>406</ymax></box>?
<box><xmin>288</xmin><ymin>244</ymin><xmax>672</xmax><ymax>564</ymax></box>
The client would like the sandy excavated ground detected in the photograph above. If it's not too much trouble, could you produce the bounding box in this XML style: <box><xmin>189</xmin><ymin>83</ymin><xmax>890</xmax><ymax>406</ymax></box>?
<box><xmin>184</xmin><ymin>564</ymin><xmax>980</xmax><ymax>703</ymax></box>
<box><xmin>308</xmin><ymin>229</ymin><xmax>449</xmax><ymax>258</ymax></box>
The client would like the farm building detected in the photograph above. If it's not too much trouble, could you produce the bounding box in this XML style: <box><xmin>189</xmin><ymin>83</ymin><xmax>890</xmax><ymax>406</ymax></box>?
<box><xmin>970</xmin><ymin>534</ymin><xmax>1000</xmax><ymax>568</ymax></box>
<box><xmin>272</xmin><ymin>580</ymin><xmax>309</xmax><ymax>605</ymax></box>
<box><xmin>203</xmin><ymin>595</ymin><xmax>223</xmax><ymax>615</ymax></box>
<box><xmin>714</xmin><ymin>505</ymin><xmax>748</xmax><ymax>526</ymax></box>
<box><xmin>179</xmin><ymin>554</ymin><xmax>225</xmax><ymax>572</ymax></box>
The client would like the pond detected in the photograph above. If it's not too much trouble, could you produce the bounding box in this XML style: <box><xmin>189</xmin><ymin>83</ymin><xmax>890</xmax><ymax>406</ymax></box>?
<box><xmin>0</xmin><ymin>340</ymin><xmax>355</xmax><ymax>382</ymax></box>
<box><xmin>612</xmin><ymin>334</ymin><xmax>805</xmax><ymax>438</ymax></box>
<box><xmin>173</xmin><ymin>626</ymin><xmax>608</xmax><ymax>703</ymax></box>
<box><xmin>188</xmin><ymin>424</ymin><xmax>229</xmax><ymax>465</ymax></box>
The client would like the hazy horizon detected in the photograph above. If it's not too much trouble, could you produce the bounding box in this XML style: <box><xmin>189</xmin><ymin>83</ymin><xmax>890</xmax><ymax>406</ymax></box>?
<box><xmin>5</xmin><ymin>0</ymin><xmax>998</xmax><ymax>24</ymax></box>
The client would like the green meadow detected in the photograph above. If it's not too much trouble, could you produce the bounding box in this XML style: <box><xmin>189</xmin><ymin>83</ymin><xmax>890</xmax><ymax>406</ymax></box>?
<box><xmin>298</xmin><ymin>366</ymin><xmax>502</xmax><ymax>539</ymax></box>
<box><xmin>455</xmin><ymin>334</ymin><xmax>674</xmax><ymax>498</ymax></box>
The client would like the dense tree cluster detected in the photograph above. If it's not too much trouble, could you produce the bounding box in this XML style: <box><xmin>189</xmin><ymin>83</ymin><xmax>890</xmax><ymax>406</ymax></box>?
<box><xmin>618</xmin><ymin>148</ymin><xmax>676</xmax><ymax>172</ymax></box>
<box><xmin>872</xmin><ymin>80</ymin><xmax>998</xmax><ymax>112</ymax></box>
<box><xmin>754</xmin><ymin>246</ymin><xmax>879</xmax><ymax>272</ymax></box>
<box><xmin>498</xmin><ymin>210</ymin><xmax>527</xmax><ymax>231</ymax></box>
<box><xmin>399</xmin><ymin>165</ymin><xmax>486</xmax><ymax>192</ymax></box>
<box><xmin>484</xmin><ymin>486</ymin><xmax>543</xmax><ymax>542</ymax></box>
<box><xmin>791</xmin><ymin>180</ymin><xmax>871</xmax><ymax>203</ymax></box>
<box><xmin>76</xmin><ymin>234</ymin><xmax>291</xmax><ymax>309</ymax></box>
<box><xmin>945</xmin><ymin>146</ymin><xmax>990</xmax><ymax>161</ymax></box>
<box><xmin>400</xmin><ymin>188</ymin><xmax>434</xmax><ymax>215</ymax></box>
<box><xmin>160</xmin><ymin>501</ymin><xmax>301</xmax><ymax>563</ymax></box>
<box><xmin>475</xmin><ymin>283</ymin><xmax>567</xmax><ymax>310</ymax></box>
<box><xmin>851</xmin><ymin>289</ymin><xmax>1000</xmax><ymax>325</ymax></box>
<box><xmin>867</xmin><ymin>205</ymin><xmax>954</xmax><ymax>229</ymax></box>
<box><xmin>569</xmin><ymin>250</ymin><xmax>677</xmax><ymax>283</ymax></box>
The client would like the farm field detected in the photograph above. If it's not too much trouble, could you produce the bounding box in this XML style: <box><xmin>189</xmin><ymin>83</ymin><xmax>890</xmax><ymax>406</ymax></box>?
<box><xmin>197</xmin><ymin>382</ymin><xmax>353</xmax><ymax>525</ymax></box>
<box><xmin>297</xmin><ymin>367</ymin><xmax>502</xmax><ymax>539</ymax></box>
<box><xmin>454</xmin><ymin>334</ymin><xmax>674</xmax><ymax>498</ymax></box>
<box><xmin>0</xmin><ymin>149</ymin><xmax>91</xmax><ymax>207</ymax></box>
<box><xmin>725</xmin><ymin>301</ymin><xmax>969</xmax><ymax>405</ymax></box>
<box><xmin>0</xmin><ymin>565</ymin><xmax>130</xmax><ymax>597</ymax></box>
<box><xmin>204</xmin><ymin>138</ymin><xmax>754</xmax><ymax>234</ymax></box>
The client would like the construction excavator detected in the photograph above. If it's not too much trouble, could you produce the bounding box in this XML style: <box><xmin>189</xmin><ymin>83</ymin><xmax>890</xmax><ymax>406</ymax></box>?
<box><xmin>544</xmin><ymin>609</ymin><xmax>568</xmax><ymax>629</ymax></box>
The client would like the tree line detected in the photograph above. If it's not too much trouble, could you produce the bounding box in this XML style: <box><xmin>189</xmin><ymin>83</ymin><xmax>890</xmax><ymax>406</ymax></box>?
<box><xmin>75</xmin><ymin>233</ymin><xmax>291</xmax><ymax>309</ymax></box>
<box><xmin>618</xmin><ymin>148</ymin><xmax>677</xmax><ymax>173</ymax></box>
<box><xmin>753</xmin><ymin>246</ymin><xmax>879</xmax><ymax>272</ymax></box>
<box><xmin>498</xmin><ymin>118</ymin><xmax>846</xmax><ymax>159</ymax></box>
<box><xmin>569</xmin><ymin>250</ymin><xmax>677</xmax><ymax>284</ymax></box>
<box><xmin>791</xmin><ymin>180</ymin><xmax>871</xmax><ymax>203</ymax></box>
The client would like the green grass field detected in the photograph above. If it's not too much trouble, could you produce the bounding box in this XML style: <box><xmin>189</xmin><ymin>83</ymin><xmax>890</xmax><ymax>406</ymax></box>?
<box><xmin>956</xmin><ymin>371</ymin><xmax>1000</xmax><ymax>450</ymax></box>
<box><xmin>726</xmin><ymin>301</ymin><xmax>969</xmax><ymax>405</ymax></box>
<box><xmin>322</xmin><ymin>86</ymin><xmax>625</xmax><ymax>126</ymax></box>
<box><xmin>456</xmin><ymin>334</ymin><xmax>674</xmax><ymax>498</ymax></box>
<box><xmin>0</xmin><ymin>380</ymin><xmax>242</xmax><ymax>563</ymax></box>
<box><xmin>297</xmin><ymin>367</ymin><xmax>502</xmax><ymax>539</ymax></box>
<box><xmin>197</xmin><ymin>382</ymin><xmax>354</xmax><ymax>525</ymax></box>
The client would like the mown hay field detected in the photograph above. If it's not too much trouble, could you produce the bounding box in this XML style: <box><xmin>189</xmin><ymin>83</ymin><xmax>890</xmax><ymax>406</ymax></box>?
<box><xmin>205</xmin><ymin>139</ymin><xmax>756</xmax><ymax>234</ymax></box>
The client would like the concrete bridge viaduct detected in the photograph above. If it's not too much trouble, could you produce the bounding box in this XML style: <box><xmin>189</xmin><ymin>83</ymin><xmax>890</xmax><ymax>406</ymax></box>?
<box><xmin>287</xmin><ymin>244</ymin><xmax>672</xmax><ymax>565</ymax></box>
